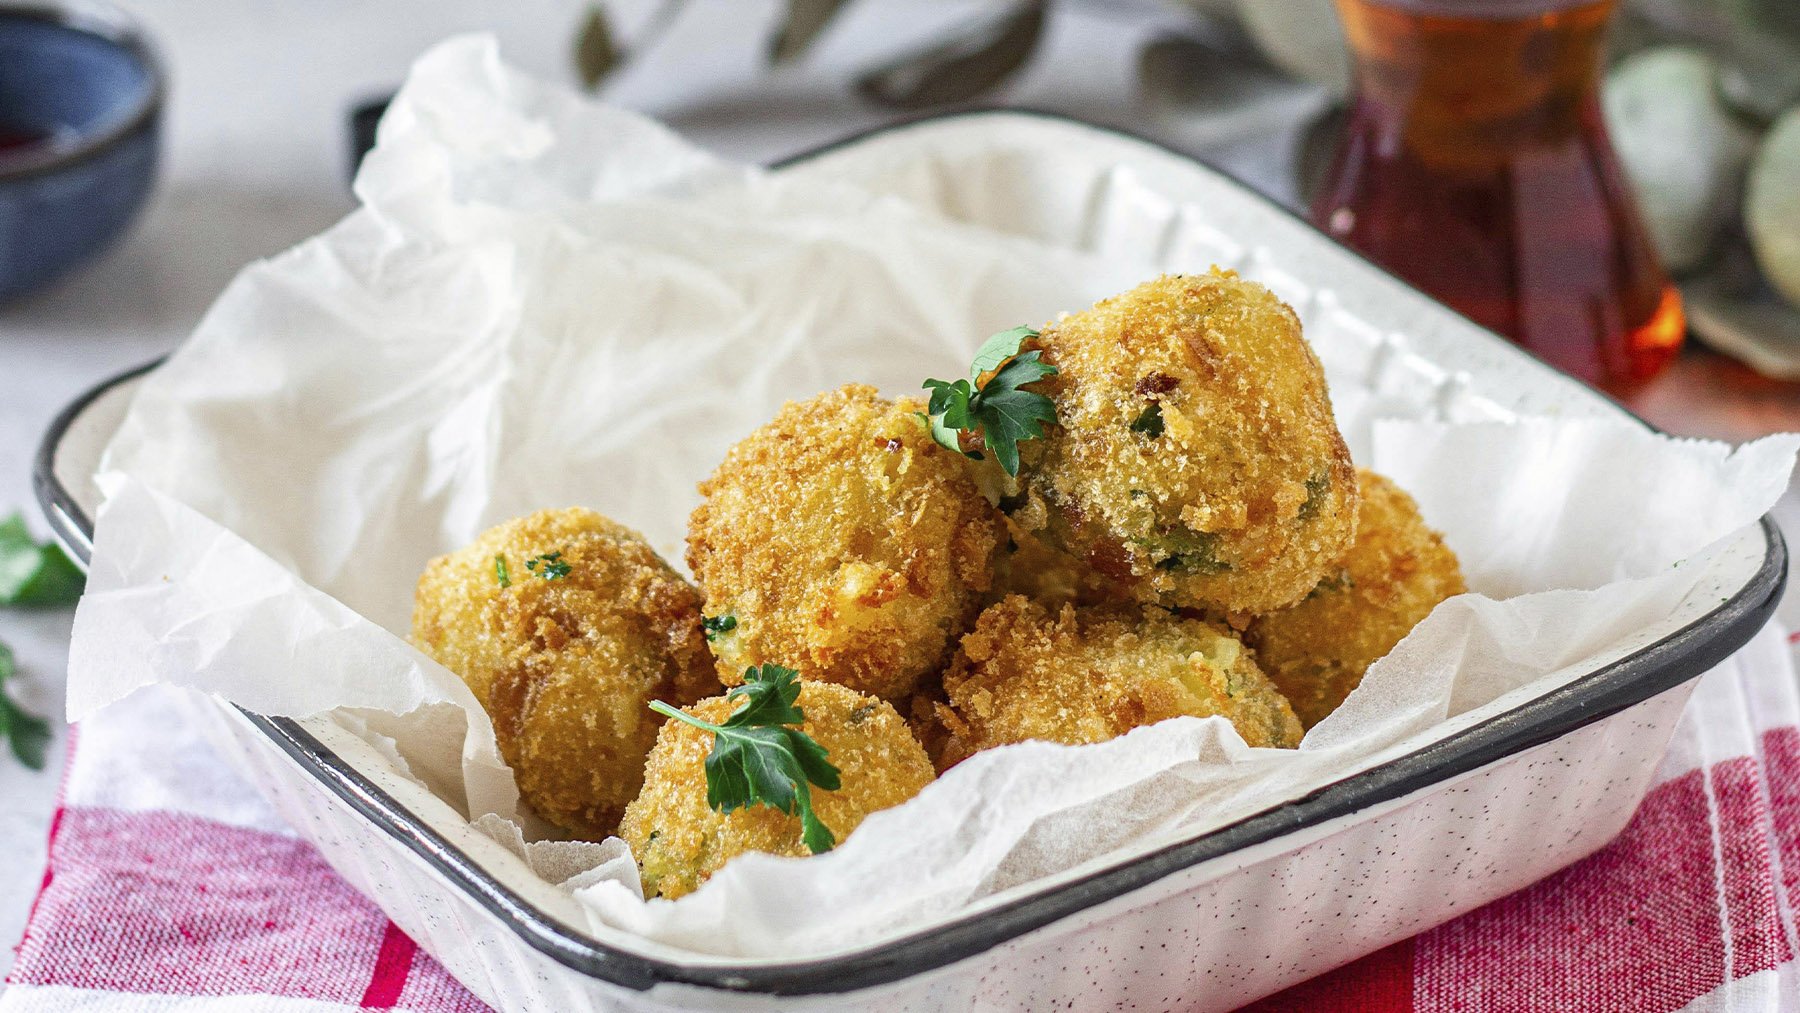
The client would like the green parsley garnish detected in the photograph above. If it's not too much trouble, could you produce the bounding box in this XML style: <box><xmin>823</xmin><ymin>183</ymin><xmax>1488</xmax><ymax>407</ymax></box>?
<box><xmin>649</xmin><ymin>663</ymin><xmax>842</xmax><ymax>854</ymax></box>
<box><xmin>1141</xmin><ymin>527</ymin><xmax>1231</xmax><ymax>575</ymax></box>
<box><xmin>1129</xmin><ymin>403</ymin><xmax>1165</xmax><ymax>438</ymax></box>
<box><xmin>702</xmin><ymin>614</ymin><xmax>737</xmax><ymax>642</ymax></box>
<box><xmin>0</xmin><ymin>642</ymin><xmax>49</xmax><ymax>771</ymax></box>
<box><xmin>1298</xmin><ymin>469</ymin><xmax>1332</xmax><ymax>520</ymax></box>
<box><xmin>0</xmin><ymin>513</ymin><xmax>85</xmax><ymax>607</ymax></box>
<box><xmin>921</xmin><ymin>325</ymin><xmax>1058</xmax><ymax>477</ymax></box>
<box><xmin>494</xmin><ymin>554</ymin><xmax>511</xmax><ymax>587</ymax></box>
<box><xmin>0</xmin><ymin>513</ymin><xmax>79</xmax><ymax>770</ymax></box>
<box><xmin>1306</xmin><ymin>569</ymin><xmax>1354</xmax><ymax>600</ymax></box>
<box><xmin>525</xmin><ymin>551</ymin><xmax>571</xmax><ymax>580</ymax></box>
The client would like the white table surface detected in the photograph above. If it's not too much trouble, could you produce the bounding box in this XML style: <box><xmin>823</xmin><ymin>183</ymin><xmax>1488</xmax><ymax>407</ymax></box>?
<box><xmin>0</xmin><ymin>0</ymin><xmax>1337</xmax><ymax>982</ymax></box>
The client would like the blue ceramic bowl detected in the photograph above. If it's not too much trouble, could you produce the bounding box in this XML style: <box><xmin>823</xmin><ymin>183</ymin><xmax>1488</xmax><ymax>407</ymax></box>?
<box><xmin>0</xmin><ymin>3</ymin><xmax>160</xmax><ymax>302</ymax></box>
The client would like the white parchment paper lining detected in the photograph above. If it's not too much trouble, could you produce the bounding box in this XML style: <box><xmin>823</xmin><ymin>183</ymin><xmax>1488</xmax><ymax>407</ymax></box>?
<box><xmin>65</xmin><ymin>38</ymin><xmax>1798</xmax><ymax>960</ymax></box>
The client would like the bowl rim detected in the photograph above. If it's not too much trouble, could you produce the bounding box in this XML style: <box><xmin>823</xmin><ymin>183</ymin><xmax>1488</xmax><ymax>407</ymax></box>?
<box><xmin>31</xmin><ymin>107</ymin><xmax>1791</xmax><ymax>997</ymax></box>
<box><xmin>0</xmin><ymin>0</ymin><xmax>163</xmax><ymax>183</ymax></box>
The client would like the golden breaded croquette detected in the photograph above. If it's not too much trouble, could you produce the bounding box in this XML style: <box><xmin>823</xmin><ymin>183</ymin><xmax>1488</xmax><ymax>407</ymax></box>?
<box><xmin>937</xmin><ymin>595</ymin><xmax>1303</xmax><ymax>766</ymax></box>
<box><xmin>990</xmin><ymin>516</ymin><xmax>1125</xmax><ymax>612</ymax></box>
<box><xmin>1010</xmin><ymin>270</ymin><xmax>1358</xmax><ymax>615</ymax></box>
<box><xmin>620</xmin><ymin>681</ymin><xmax>935</xmax><ymax>899</ymax></box>
<box><xmin>412</xmin><ymin>508</ymin><xmax>718</xmax><ymax>839</ymax></box>
<box><xmin>1246</xmin><ymin>470</ymin><xmax>1465</xmax><ymax>728</ymax></box>
<box><xmin>687</xmin><ymin>384</ymin><xmax>1004</xmax><ymax>701</ymax></box>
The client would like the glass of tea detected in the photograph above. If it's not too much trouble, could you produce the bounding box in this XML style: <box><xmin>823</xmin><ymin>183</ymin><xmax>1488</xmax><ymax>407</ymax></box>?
<box><xmin>1311</xmin><ymin>0</ymin><xmax>1685</xmax><ymax>392</ymax></box>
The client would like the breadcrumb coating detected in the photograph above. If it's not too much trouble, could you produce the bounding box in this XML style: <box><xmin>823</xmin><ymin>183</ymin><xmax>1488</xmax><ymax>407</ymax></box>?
<box><xmin>687</xmin><ymin>384</ymin><xmax>1004</xmax><ymax>701</ymax></box>
<box><xmin>1014</xmin><ymin>270</ymin><xmax>1358</xmax><ymax>614</ymax></box>
<box><xmin>1247</xmin><ymin>470</ymin><xmax>1465</xmax><ymax>728</ymax></box>
<box><xmin>412</xmin><ymin>508</ymin><xmax>717</xmax><ymax>839</ymax></box>
<box><xmin>990</xmin><ymin>515</ymin><xmax>1130</xmax><ymax>613</ymax></box>
<box><xmin>938</xmin><ymin>595</ymin><xmax>1302</xmax><ymax>766</ymax></box>
<box><xmin>620</xmin><ymin>681</ymin><xmax>935</xmax><ymax>899</ymax></box>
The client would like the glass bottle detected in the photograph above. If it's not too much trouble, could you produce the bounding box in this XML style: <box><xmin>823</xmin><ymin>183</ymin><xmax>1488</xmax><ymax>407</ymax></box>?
<box><xmin>1311</xmin><ymin>0</ymin><xmax>1685</xmax><ymax>392</ymax></box>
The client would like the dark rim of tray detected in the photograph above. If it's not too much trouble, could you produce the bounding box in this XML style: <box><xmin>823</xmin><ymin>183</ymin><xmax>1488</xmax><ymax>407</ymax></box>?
<box><xmin>35</xmin><ymin>108</ymin><xmax>1790</xmax><ymax>996</ymax></box>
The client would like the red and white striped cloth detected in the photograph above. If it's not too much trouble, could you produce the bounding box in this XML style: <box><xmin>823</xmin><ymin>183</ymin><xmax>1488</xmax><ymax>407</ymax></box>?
<box><xmin>6</xmin><ymin>625</ymin><xmax>1799</xmax><ymax>1012</ymax></box>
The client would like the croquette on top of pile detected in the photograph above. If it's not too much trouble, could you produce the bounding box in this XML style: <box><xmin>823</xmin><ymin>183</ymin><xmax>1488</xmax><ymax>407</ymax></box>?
<box><xmin>687</xmin><ymin>383</ymin><xmax>1004</xmax><ymax>702</ymax></box>
<box><xmin>1008</xmin><ymin>270</ymin><xmax>1360</xmax><ymax>616</ymax></box>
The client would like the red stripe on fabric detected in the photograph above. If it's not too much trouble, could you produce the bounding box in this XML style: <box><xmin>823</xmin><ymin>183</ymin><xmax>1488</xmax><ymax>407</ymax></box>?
<box><xmin>7</xmin><ymin>806</ymin><xmax>66</xmax><ymax>979</ymax></box>
<box><xmin>1237</xmin><ymin>940</ymin><xmax>1415</xmax><ymax>1012</ymax></box>
<box><xmin>360</xmin><ymin>921</ymin><xmax>419</xmax><ymax>1010</ymax></box>
<box><xmin>1709</xmin><ymin>755</ymin><xmax>1794</xmax><ymax>975</ymax></box>
<box><xmin>9</xmin><ymin>806</ymin><xmax>389</xmax><ymax>1001</ymax></box>
<box><xmin>1766</xmin><ymin>728</ymin><xmax>1800</xmax><ymax>921</ymax></box>
<box><xmin>9</xmin><ymin>726</ymin><xmax>79</xmax><ymax>980</ymax></box>
<box><xmin>1412</xmin><ymin>759</ymin><xmax>1784</xmax><ymax>1011</ymax></box>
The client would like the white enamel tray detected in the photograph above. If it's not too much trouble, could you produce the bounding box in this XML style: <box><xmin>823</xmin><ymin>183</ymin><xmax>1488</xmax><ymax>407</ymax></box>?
<box><xmin>36</xmin><ymin>110</ymin><xmax>1785</xmax><ymax>1012</ymax></box>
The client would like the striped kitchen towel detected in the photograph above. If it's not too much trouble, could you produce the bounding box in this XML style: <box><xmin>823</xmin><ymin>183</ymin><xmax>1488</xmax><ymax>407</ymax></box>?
<box><xmin>6</xmin><ymin>623</ymin><xmax>1799</xmax><ymax>1011</ymax></box>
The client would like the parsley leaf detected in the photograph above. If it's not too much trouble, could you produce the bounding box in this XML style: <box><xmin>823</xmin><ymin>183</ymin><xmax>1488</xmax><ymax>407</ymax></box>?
<box><xmin>0</xmin><ymin>642</ymin><xmax>49</xmax><ymax>771</ymax></box>
<box><xmin>1140</xmin><ymin>527</ymin><xmax>1231</xmax><ymax>575</ymax></box>
<box><xmin>1129</xmin><ymin>403</ymin><xmax>1165</xmax><ymax>438</ymax></box>
<box><xmin>921</xmin><ymin>326</ymin><xmax>1058</xmax><ymax>476</ymax></box>
<box><xmin>1298</xmin><ymin>468</ymin><xmax>1332</xmax><ymax>520</ymax></box>
<box><xmin>0</xmin><ymin>514</ymin><xmax>85</xmax><ymax>607</ymax></box>
<box><xmin>968</xmin><ymin>325</ymin><xmax>1041</xmax><ymax>378</ymax></box>
<box><xmin>525</xmin><ymin>551</ymin><xmax>571</xmax><ymax>580</ymax></box>
<box><xmin>649</xmin><ymin>663</ymin><xmax>842</xmax><ymax>854</ymax></box>
<box><xmin>494</xmin><ymin>554</ymin><xmax>511</xmax><ymax>587</ymax></box>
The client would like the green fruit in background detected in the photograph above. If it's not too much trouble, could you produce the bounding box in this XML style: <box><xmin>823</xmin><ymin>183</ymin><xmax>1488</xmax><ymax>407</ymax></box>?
<box><xmin>1604</xmin><ymin>47</ymin><xmax>1757</xmax><ymax>276</ymax></box>
<box><xmin>1746</xmin><ymin>108</ymin><xmax>1800</xmax><ymax>309</ymax></box>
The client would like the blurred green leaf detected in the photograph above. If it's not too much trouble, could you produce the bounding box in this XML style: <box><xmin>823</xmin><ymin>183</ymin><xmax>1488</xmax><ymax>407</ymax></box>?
<box><xmin>856</xmin><ymin>0</ymin><xmax>1047</xmax><ymax>111</ymax></box>
<box><xmin>0</xmin><ymin>642</ymin><xmax>49</xmax><ymax>771</ymax></box>
<box><xmin>770</xmin><ymin>0</ymin><xmax>853</xmax><ymax>65</ymax></box>
<box><xmin>0</xmin><ymin>514</ymin><xmax>84</xmax><ymax>607</ymax></box>
<box><xmin>574</xmin><ymin>4</ymin><xmax>621</xmax><ymax>91</ymax></box>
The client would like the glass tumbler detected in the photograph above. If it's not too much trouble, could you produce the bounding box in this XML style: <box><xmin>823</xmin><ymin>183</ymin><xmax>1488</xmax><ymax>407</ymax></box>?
<box><xmin>1310</xmin><ymin>0</ymin><xmax>1685</xmax><ymax>391</ymax></box>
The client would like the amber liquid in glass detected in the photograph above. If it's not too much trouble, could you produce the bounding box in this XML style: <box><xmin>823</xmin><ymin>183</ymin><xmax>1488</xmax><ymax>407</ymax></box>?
<box><xmin>1312</xmin><ymin>0</ymin><xmax>1684</xmax><ymax>391</ymax></box>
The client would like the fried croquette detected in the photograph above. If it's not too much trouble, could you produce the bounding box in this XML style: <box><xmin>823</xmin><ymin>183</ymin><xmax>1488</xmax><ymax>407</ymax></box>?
<box><xmin>990</xmin><ymin>516</ymin><xmax>1125</xmax><ymax>612</ymax></box>
<box><xmin>1246</xmin><ymin>470</ymin><xmax>1465</xmax><ymax>727</ymax></box>
<box><xmin>620</xmin><ymin>681</ymin><xmax>936</xmax><ymax>899</ymax></box>
<box><xmin>937</xmin><ymin>595</ymin><xmax>1303</xmax><ymax>766</ymax></box>
<box><xmin>687</xmin><ymin>384</ymin><xmax>1005</xmax><ymax>701</ymax></box>
<box><xmin>412</xmin><ymin>508</ymin><xmax>718</xmax><ymax>839</ymax></box>
<box><xmin>1010</xmin><ymin>270</ymin><xmax>1358</xmax><ymax>615</ymax></box>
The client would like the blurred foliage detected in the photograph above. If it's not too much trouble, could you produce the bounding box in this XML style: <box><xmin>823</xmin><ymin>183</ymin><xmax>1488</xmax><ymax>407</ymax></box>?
<box><xmin>857</xmin><ymin>1</ymin><xmax>1046</xmax><ymax>111</ymax></box>
<box><xmin>769</xmin><ymin>0</ymin><xmax>853</xmax><ymax>65</ymax></box>
<box><xmin>574</xmin><ymin>5</ymin><xmax>621</xmax><ymax>90</ymax></box>
<box><xmin>572</xmin><ymin>0</ymin><xmax>1046</xmax><ymax>107</ymax></box>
